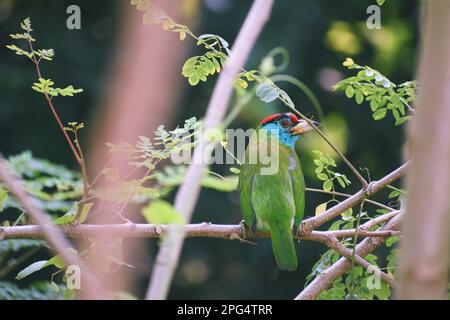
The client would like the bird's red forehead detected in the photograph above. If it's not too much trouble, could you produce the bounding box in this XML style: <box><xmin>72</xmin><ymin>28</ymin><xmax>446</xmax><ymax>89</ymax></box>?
<box><xmin>259</xmin><ymin>113</ymin><xmax>299</xmax><ymax>126</ymax></box>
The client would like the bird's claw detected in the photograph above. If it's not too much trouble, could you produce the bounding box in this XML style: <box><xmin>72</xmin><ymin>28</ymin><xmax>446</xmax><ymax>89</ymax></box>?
<box><xmin>239</xmin><ymin>220</ymin><xmax>247</xmax><ymax>239</ymax></box>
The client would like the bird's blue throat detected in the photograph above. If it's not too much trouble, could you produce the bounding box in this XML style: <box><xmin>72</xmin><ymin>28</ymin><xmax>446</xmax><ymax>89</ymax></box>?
<box><xmin>259</xmin><ymin>123</ymin><xmax>300</xmax><ymax>148</ymax></box>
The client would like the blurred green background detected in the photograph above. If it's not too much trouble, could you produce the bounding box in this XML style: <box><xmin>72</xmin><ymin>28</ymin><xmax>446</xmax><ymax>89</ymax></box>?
<box><xmin>0</xmin><ymin>0</ymin><xmax>418</xmax><ymax>299</ymax></box>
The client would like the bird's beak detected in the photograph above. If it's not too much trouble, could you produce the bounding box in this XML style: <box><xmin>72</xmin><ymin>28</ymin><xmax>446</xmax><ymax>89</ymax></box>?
<box><xmin>290</xmin><ymin>120</ymin><xmax>320</xmax><ymax>135</ymax></box>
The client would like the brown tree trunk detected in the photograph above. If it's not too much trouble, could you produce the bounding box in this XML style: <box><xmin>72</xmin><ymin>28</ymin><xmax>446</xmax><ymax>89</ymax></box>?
<box><xmin>397</xmin><ymin>0</ymin><xmax>450</xmax><ymax>300</ymax></box>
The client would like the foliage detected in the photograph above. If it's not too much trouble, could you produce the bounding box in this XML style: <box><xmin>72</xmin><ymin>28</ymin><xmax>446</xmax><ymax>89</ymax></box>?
<box><xmin>0</xmin><ymin>239</ymin><xmax>48</xmax><ymax>252</ymax></box>
<box><xmin>312</xmin><ymin>150</ymin><xmax>351</xmax><ymax>192</ymax></box>
<box><xmin>334</xmin><ymin>58</ymin><xmax>416</xmax><ymax>125</ymax></box>
<box><xmin>32</xmin><ymin>78</ymin><xmax>83</xmax><ymax>97</ymax></box>
<box><xmin>0</xmin><ymin>281</ymin><xmax>64</xmax><ymax>300</ymax></box>
<box><xmin>3</xmin><ymin>151</ymin><xmax>82</xmax><ymax>215</ymax></box>
<box><xmin>6</xmin><ymin>18</ymin><xmax>83</xmax><ymax>99</ymax></box>
<box><xmin>307</xmin><ymin>215</ymin><xmax>393</xmax><ymax>300</ymax></box>
<box><xmin>3</xmin><ymin>17</ymin><xmax>209</xmax><ymax>298</ymax></box>
<box><xmin>154</xmin><ymin>165</ymin><xmax>238</xmax><ymax>193</ymax></box>
<box><xmin>142</xmin><ymin>200</ymin><xmax>185</xmax><ymax>225</ymax></box>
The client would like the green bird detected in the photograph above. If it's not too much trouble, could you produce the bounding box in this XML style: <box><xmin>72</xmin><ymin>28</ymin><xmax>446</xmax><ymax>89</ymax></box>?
<box><xmin>238</xmin><ymin>113</ymin><xmax>317</xmax><ymax>271</ymax></box>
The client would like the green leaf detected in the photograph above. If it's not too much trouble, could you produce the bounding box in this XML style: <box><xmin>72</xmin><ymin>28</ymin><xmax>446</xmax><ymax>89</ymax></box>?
<box><xmin>237</xmin><ymin>78</ymin><xmax>248</xmax><ymax>89</ymax></box>
<box><xmin>314</xmin><ymin>159</ymin><xmax>323</xmax><ymax>167</ymax></box>
<box><xmin>53</xmin><ymin>204</ymin><xmax>77</xmax><ymax>225</ymax></box>
<box><xmin>373</xmin><ymin>281</ymin><xmax>391</xmax><ymax>300</ymax></box>
<box><xmin>317</xmin><ymin>173</ymin><xmax>328</xmax><ymax>181</ymax></box>
<box><xmin>16</xmin><ymin>261</ymin><xmax>49</xmax><ymax>280</ymax></box>
<box><xmin>202</xmin><ymin>175</ymin><xmax>238</xmax><ymax>192</ymax></box>
<box><xmin>64</xmin><ymin>289</ymin><xmax>74</xmax><ymax>300</ymax></box>
<box><xmin>395</xmin><ymin>116</ymin><xmax>411</xmax><ymax>126</ymax></box>
<box><xmin>78</xmin><ymin>202</ymin><xmax>93</xmax><ymax>224</ymax></box>
<box><xmin>388</xmin><ymin>190</ymin><xmax>401</xmax><ymax>199</ymax></box>
<box><xmin>256</xmin><ymin>82</ymin><xmax>279</xmax><ymax>103</ymax></box>
<box><xmin>336</xmin><ymin>175</ymin><xmax>346</xmax><ymax>188</ymax></box>
<box><xmin>341</xmin><ymin>208</ymin><xmax>353</xmax><ymax>220</ymax></box>
<box><xmin>370</xmin><ymin>99</ymin><xmax>379</xmax><ymax>111</ymax></box>
<box><xmin>45</xmin><ymin>255</ymin><xmax>65</xmax><ymax>269</ymax></box>
<box><xmin>20</xmin><ymin>17</ymin><xmax>33</xmax><ymax>32</ymax></box>
<box><xmin>0</xmin><ymin>188</ymin><xmax>8</xmax><ymax>212</ymax></box>
<box><xmin>323</xmin><ymin>180</ymin><xmax>333</xmax><ymax>192</ymax></box>
<box><xmin>229</xmin><ymin>167</ymin><xmax>240</xmax><ymax>174</ymax></box>
<box><xmin>355</xmin><ymin>92</ymin><xmax>364</xmax><ymax>104</ymax></box>
<box><xmin>142</xmin><ymin>200</ymin><xmax>185</xmax><ymax>225</ymax></box>
<box><xmin>373</xmin><ymin>108</ymin><xmax>387</xmax><ymax>120</ymax></box>
<box><xmin>386</xmin><ymin>236</ymin><xmax>399</xmax><ymax>247</ymax></box>
<box><xmin>376</xmin><ymin>0</ymin><xmax>386</xmax><ymax>6</ymax></box>
<box><xmin>6</xmin><ymin>44</ymin><xmax>33</xmax><ymax>58</ymax></box>
<box><xmin>182</xmin><ymin>54</ymin><xmax>220</xmax><ymax>86</ymax></box>
<box><xmin>188</xmin><ymin>74</ymin><xmax>199</xmax><ymax>86</ymax></box>
<box><xmin>315</xmin><ymin>202</ymin><xmax>327</xmax><ymax>216</ymax></box>
<box><xmin>345</xmin><ymin>86</ymin><xmax>354</xmax><ymax>98</ymax></box>
<box><xmin>312</xmin><ymin>150</ymin><xmax>323</xmax><ymax>157</ymax></box>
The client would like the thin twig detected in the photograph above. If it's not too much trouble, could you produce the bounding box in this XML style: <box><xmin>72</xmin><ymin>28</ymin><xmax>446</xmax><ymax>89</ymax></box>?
<box><xmin>301</xmin><ymin>162</ymin><xmax>409</xmax><ymax>234</ymax></box>
<box><xmin>305</xmin><ymin>188</ymin><xmax>393</xmax><ymax>211</ymax></box>
<box><xmin>27</xmin><ymin>39</ymin><xmax>82</xmax><ymax>165</ymax></box>
<box><xmin>292</xmin><ymin>108</ymin><xmax>368</xmax><ymax>189</ymax></box>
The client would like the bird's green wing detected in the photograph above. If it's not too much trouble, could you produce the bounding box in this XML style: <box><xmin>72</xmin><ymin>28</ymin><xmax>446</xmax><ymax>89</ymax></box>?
<box><xmin>238</xmin><ymin>160</ymin><xmax>258</xmax><ymax>232</ymax></box>
<box><xmin>288</xmin><ymin>150</ymin><xmax>306</xmax><ymax>229</ymax></box>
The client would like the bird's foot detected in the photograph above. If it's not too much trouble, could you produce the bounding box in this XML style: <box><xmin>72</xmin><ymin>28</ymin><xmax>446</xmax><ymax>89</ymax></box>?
<box><xmin>238</xmin><ymin>220</ymin><xmax>257</xmax><ymax>245</ymax></box>
<box><xmin>294</xmin><ymin>225</ymin><xmax>302</xmax><ymax>240</ymax></box>
<box><xmin>239</xmin><ymin>219</ymin><xmax>248</xmax><ymax>239</ymax></box>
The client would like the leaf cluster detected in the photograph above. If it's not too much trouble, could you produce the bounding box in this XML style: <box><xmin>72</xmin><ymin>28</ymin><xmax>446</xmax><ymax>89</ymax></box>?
<box><xmin>334</xmin><ymin>58</ymin><xmax>416</xmax><ymax>125</ymax></box>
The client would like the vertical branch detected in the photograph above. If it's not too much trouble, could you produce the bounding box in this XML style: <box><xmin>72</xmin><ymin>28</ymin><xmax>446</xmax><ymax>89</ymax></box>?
<box><xmin>397</xmin><ymin>0</ymin><xmax>450</xmax><ymax>299</ymax></box>
<box><xmin>27</xmin><ymin>40</ymin><xmax>82</xmax><ymax>165</ymax></box>
<box><xmin>145</xmin><ymin>0</ymin><xmax>275</xmax><ymax>300</ymax></box>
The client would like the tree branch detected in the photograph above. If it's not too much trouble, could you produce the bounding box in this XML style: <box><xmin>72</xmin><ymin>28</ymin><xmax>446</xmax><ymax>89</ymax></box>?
<box><xmin>301</xmin><ymin>162</ymin><xmax>409</xmax><ymax>233</ymax></box>
<box><xmin>0</xmin><ymin>219</ymin><xmax>400</xmax><ymax>241</ymax></box>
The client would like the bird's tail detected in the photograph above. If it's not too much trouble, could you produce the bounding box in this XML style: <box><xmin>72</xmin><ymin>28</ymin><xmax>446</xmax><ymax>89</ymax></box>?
<box><xmin>270</xmin><ymin>222</ymin><xmax>297</xmax><ymax>271</ymax></box>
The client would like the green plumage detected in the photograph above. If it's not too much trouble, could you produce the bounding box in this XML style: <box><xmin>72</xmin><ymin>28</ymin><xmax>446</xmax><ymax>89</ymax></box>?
<box><xmin>238</xmin><ymin>129</ymin><xmax>305</xmax><ymax>271</ymax></box>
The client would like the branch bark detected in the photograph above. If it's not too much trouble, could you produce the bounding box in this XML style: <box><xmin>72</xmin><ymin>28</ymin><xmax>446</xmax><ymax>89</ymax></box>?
<box><xmin>301</xmin><ymin>162</ymin><xmax>409</xmax><ymax>233</ymax></box>
<box><xmin>145</xmin><ymin>0</ymin><xmax>275</xmax><ymax>300</ymax></box>
<box><xmin>397</xmin><ymin>0</ymin><xmax>450</xmax><ymax>299</ymax></box>
<box><xmin>0</xmin><ymin>219</ymin><xmax>400</xmax><ymax>241</ymax></box>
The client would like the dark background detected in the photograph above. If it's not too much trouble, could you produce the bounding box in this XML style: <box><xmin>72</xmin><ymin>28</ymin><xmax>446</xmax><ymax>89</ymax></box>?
<box><xmin>0</xmin><ymin>0</ymin><xmax>418</xmax><ymax>299</ymax></box>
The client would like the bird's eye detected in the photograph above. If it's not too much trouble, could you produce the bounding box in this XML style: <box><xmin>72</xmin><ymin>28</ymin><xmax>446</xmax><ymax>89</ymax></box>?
<box><xmin>280</xmin><ymin>119</ymin><xmax>291</xmax><ymax>128</ymax></box>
